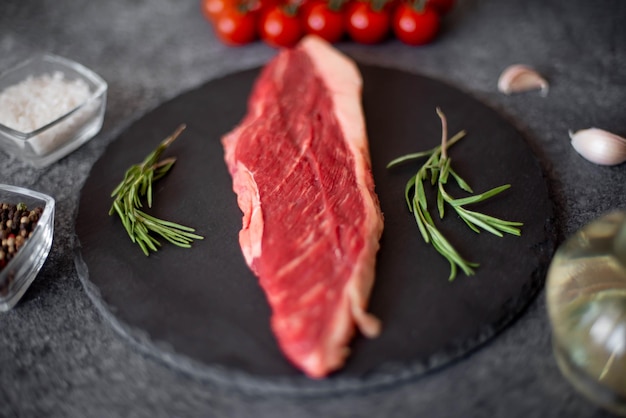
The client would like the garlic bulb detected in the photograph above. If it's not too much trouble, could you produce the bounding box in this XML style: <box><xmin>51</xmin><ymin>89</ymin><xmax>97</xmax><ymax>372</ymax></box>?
<box><xmin>498</xmin><ymin>64</ymin><xmax>549</xmax><ymax>96</ymax></box>
<box><xmin>570</xmin><ymin>128</ymin><xmax>626</xmax><ymax>166</ymax></box>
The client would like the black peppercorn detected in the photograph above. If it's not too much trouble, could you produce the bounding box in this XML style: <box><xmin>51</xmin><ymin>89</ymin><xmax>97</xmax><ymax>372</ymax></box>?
<box><xmin>0</xmin><ymin>202</ymin><xmax>43</xmax><ymax>272</ymax></box>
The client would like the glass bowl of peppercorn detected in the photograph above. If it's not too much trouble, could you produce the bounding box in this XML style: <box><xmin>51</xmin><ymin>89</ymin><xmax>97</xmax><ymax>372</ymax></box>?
<box><xmin>0</xmin><ymin>184</ymin><xmax>54</xmax><ymax>311</ymax></box>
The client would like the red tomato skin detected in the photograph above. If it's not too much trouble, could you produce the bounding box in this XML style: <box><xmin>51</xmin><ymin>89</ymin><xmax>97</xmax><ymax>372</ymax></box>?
<box><xmin>345</xmin><ymin>2</ymin><xmax>391</xmax><ymax>44</ymax></box>
<box><xmin>299</xmin><ymin>0</ymin><xmax>325</xmax><ymax>18</ymax></box>
<box><xmin>250</xmin><ymin>0</ymin><xmax>281</xmax><ymax>14</ymax></box>
<box><xmin>214</xmin><ymin>8</ymin><xmax>258</xmax><ymax>46</ymax></box>
<box><xmin>392</xmin><ymin>4</ymin><xmax>440</xmax><ymax>45</ymax></box>
<box><xmin>302</xmin><ymin>3</ymin><xmax>345</xmax><ymax>43</ymax></box>
<box><xmin>259</xmin><ymin>7</ymin><xmax>303</xmax><ymax>48</ymax></box>
<box><xmin>202</xmin><ymin>0</ymin><xmax>234</xmax><ymax>22</ymax></box>
<box><xmin>427</xmin><ymin>0</ymin><xmax>455</xmax><ymax>15</ymax></box>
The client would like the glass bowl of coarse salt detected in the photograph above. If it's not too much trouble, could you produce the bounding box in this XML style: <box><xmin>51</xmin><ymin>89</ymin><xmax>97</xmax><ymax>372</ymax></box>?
<box><xmin>0</xmin><ymin>54</ymin><xmax>107</xmax><ymax>168</ymax></box>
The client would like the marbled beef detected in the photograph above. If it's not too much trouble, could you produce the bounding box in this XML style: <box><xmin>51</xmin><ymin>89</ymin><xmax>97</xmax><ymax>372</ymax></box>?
<box><xmin>221</xmin><ymin>36</ymin><xmax>383</xmax><ymax>378</ymax></box>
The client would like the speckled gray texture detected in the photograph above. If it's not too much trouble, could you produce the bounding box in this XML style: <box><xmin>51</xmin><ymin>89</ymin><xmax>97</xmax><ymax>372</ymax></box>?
<box><xmin>0</xmin><ymin>0</ymin><xmax>625</xmax><ymax>417</ymax></box>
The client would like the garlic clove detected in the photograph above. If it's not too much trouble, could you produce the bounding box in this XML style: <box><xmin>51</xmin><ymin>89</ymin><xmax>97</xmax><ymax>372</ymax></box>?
<box><xmin>570</xmin><ymin>128</ymin><xmax>626</xmax><ymax>166</ymax></box>
<box><xmin>498</xmin><ymin>64</ymin><xmax>549</xmax><ymax>96</ymax></box>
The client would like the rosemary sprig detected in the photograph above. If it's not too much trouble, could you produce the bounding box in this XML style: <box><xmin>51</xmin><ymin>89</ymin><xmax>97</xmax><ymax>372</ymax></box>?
<box><xmin>387</xmin><ymin>108</ymin><xmax>523</xmax><ymax>280</ymax></box>
<box><xmin>109</xmin><ymin>124</ymin><xmax>204</xmax><ymax>256</ymax></box>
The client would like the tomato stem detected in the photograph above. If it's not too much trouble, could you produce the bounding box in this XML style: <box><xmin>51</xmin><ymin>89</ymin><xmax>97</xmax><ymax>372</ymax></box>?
<box><xmin>327</xmin><ymin>0</ymin><xmax>347</xmax><ymax>12</ymax></box>
<box><xmin>235</xmin><ymin>0</ymin><xmax>254</xmax><ymax>13</ymax></box>
<box><xmin>283</xmin><ymin>1</ymin><xmax>299</xmax><ymax>17</ymax></box>
<box><xmin>409</xmin><ymin>0</ymin><xmax>427</xmax><ymax>11</ymax></box>
<box><xmin>370</xmin><ymin>0</ymin><xmax>390</xmax><ymax>13</ymax></box>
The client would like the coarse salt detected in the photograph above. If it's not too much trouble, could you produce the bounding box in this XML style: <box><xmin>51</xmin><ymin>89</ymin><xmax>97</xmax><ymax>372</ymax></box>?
<box><xmin>0</xmin><ymin>71</ymin><xmax>102</xmax><ymax>157</ymax></box>
<box><xmin>0</xmin><ymin>71</ymin><xmax>91</xmax><ymax>133</ymax></box>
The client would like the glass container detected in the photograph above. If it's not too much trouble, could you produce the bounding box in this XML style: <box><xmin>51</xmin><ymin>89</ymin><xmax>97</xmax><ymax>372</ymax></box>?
<box><xmin>0</xmin><ymin>54</ymin><xmax>107</xmax><ymax>168</ymax></box>
<box><xmin>0</xmin><ymin>184</ymin><xmax>55</xmax><ymax>311</ymax></box>
<box><xmin>546</xmin><ymin>211</ymin><xmax>626</xmax><ymax>416</ymax></box>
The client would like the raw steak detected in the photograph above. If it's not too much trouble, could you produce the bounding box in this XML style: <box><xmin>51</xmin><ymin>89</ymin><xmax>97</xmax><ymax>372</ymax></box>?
<box><xmin>221</xmin><ymin>36</ymin><xmax>384</xmax><ymax>378</ymax></box>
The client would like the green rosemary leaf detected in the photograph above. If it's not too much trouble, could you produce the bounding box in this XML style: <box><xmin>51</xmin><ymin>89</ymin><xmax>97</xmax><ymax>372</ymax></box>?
<box><xmin>109</xmin><ymin>124</ymin><xmax>204</xmax><ymax>255</ymax></box>
<box><xmin>440</xmin><ymin>157</ymin><xmax>452</xmax><ymax>184</ymax></box>
<box><xmin>492</xmin><ymin>224</ymin><xmax>523</xmax><ymax>236</ymax></box>
<box><xmin>448</xmin><ymin>194</ymin><xmax>490</xmax><ymax>207</ymax></box>
<box><xmin>426</xmin><ymin>221</ymin><xmax>477</xmax><ymax>279</ymax></box>
<box><xmin>448</xmin><ymin>184</ymin><xmax>511</xmax><ymax>207</ymax></box>
<box><xmin>146</xmin><ymin>170</ymin><xmax>154</xmax><ymax>207</ymax></box>
<box><xmin>466</xmin><ymin>209</ymin><xmax>515</xmax><ymax>225</ymax></box>
<box><xmin>460</xmin><ymin>214</ymin><xmax>482</xmax><ymax>234</ymax></box>
<box><xmin>113</xmin><ymin>200</ymin><xmax>134</xmax><ymax>240</ymax></box>
<box><xmin>145</xmin><ymin>233</ymin><xmax>161</xmax><ymax>249</ymax></box>
<box><xmin>387</xmin><ymin>147</ymin><xmax>439</xmax><ymax>169</ymax></box>
<box><xmin>413</xmin><ymin>201</ymin><xmax>431</xmax><ymax>243</ymax></box>
<box><xmin>462</xmin><ymin>209</ymin><xmax>523</xmax><ymax>236</ymax></box>
<box><xmin>416</xmin><ymin>175</ymin><xmax>427</xmax><ymax>210</ymax></box>
<box><xmin>420</xmin><ymin>201</ymin><xmax>436</xmax><ymax>226</ymax></box>
<box><xmin>437</xmin><ymin>186</ymin><xmax>445</xmax><ymax>218</ymax></box>
<box><xmin>137</xmin><ymin>239</ymin><xmax>150</xmax><ymax>256</ymax></box>
<box><xmin>448</xmin><ymin>261</ymin><xmax>457</xmax><ymax>281</ymax></box>
<box><xmin>447</xmin><ymin>130</ymin><xmax>467</xmax><ymax>147</ymax></box>
<box><xmin>448</xmin><ymin>167</ymin><xmax>473</xmax><ymax>193</ymax></box>
<box><xmin>456</xmin><ymin>208</ymin><xmax>504</xmax><ymax>237</ymax></box>
<box><xmin>430</xmin><ymin>153</ymin><xmax>439</xmax><ymax>186</ymax></box>
<box><xmin>137</xmin><ymin>210</ymin><xmax>203</xmax><ymax>236</ymax></box>
<box><xmin>404</xmin><ymin>175</ymin><xmax>417</xmax><ymax>211</ymax></box>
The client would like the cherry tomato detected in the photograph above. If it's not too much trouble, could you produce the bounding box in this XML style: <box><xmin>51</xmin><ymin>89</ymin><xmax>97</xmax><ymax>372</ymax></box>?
<box><xmin>259</xmin><ymin>6</ymin><xmax>303</xmax><ymax>47</ymax></box>
<box><xmin>202</xmin><ymin>0</ymin><xmax>234</xmax><ymax>21</ymax></box>
<box><xmin>345</xmin><ymin>1</ymin><xmax>391</xmax><ymax>44</ymax></box>
<box><xmin>392</xmin><ymin>3</ymin><xmax>439</xmax><ymax>45</ymax></box>
<box><xmin>302</xmin><ymin>3</ymin><xmax>345</xmax><ymax>43</ymax></box>
<box><xmin>427</xmin><ymin>0</ymin><xmax>455</xmax><ymax>15</ymax></box>
<box><xmin>213</xmin><ymin>8</ymin><xmax>258</xmax><ymax>46</ymax></box>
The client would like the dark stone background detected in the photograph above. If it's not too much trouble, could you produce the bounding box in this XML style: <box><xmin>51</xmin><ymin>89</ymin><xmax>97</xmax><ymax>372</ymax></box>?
<box><xmin>1</xmin><ymin>0</ymin><xmax>625</xmax><ymax>416</ymax></box>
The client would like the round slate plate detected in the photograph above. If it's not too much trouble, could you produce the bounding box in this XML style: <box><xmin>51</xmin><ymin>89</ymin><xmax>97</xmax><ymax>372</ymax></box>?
<box><xmin>75</xmin><ymin>64</ymin><xmax>555</xmax><ymax>396</ymax></box>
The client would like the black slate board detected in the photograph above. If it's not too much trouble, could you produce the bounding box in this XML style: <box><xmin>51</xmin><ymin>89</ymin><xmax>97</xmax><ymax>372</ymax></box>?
<box><xmin>74</xmin><ymin>64</ymin><xmax>555</xmax><ymax>396</ymax></box>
